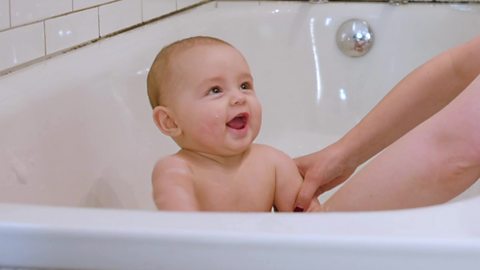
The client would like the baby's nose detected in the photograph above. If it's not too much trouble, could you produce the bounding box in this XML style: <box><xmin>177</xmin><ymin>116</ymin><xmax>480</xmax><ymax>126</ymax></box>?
<box><xmin>230</xmin><ymin>91</ymin><xmax>246</xmax><ymax>105</ymax></box>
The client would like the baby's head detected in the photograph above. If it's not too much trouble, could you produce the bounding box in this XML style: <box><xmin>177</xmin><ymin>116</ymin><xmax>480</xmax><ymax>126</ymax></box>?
<box><xmin>147</xmin><ymin>36</ymin><xmax>262</xmax><ymax>156</ymax></box>
<box><xmin>147</xmin><ymin>36</ymin><xmax>230</xmax><ymax>108</ymax></box>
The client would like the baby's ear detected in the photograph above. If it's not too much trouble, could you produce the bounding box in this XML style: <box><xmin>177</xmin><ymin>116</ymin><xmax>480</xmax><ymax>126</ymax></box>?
<box><xmin>152</xmin><ymin>106</ymin><xmax>182</xmax><ymax>137</ymax></box>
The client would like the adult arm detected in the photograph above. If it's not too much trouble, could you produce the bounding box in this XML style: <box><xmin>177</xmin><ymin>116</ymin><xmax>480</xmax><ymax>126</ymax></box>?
<box><xmin>295</xmin><ymin>35</ymin><xmax>480</xmax><ymax>210</ymax></box>
<box><xmin>323</xmin><ymin>74</ymin><xmax>480</xmax><ymax>211</ymax></box>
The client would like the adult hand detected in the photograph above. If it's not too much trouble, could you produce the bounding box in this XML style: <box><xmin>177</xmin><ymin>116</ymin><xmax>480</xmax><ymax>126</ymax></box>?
<box><xmin>294</xmin><ymin>142</ymin><xmax>358</xmax><ymax>210</ymax></box>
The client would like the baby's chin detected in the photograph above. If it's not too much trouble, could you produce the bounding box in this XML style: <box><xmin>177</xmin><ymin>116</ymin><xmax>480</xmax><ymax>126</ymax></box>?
<box><xmin>177</xmin><ymin>141</ymin><xmax>254</xmax><ymax>158</ymax></box>
<box><xmin>175</xmin><ymin>131</ymin><xmax>259</xmax><ymax>157</ymax></box>
<box><xmin>208</xmin><ymin>144</ymin><xmax>254</xmax><ymax>158</ymax></box>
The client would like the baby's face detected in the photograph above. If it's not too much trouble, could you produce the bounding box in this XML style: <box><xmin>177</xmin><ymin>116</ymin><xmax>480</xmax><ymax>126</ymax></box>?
<box><xmin>166</xmin><ymin>43</ymin><xmax>262</xmax><ymax>156</ymax></box>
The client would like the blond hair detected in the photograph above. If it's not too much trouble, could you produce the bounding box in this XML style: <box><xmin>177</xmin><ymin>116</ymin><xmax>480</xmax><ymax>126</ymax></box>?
<box><xmin>146</xmin><ymin>36</ymin><xmax>233</xmax><ymax>108</ymax></box>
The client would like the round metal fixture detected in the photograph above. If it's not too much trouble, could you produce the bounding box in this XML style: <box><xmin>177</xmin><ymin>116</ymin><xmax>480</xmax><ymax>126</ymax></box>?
<box><xmin>336</xmin><ymin>19</ymin><xmax>374</xmax><ymax>57</ymax></box>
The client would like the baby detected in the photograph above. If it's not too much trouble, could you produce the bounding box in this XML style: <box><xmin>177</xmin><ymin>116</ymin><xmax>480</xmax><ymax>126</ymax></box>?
<box><xmin>147</xmin><ymin>36</ymin><xmax>320</xmax><ymax>212</ymax></box>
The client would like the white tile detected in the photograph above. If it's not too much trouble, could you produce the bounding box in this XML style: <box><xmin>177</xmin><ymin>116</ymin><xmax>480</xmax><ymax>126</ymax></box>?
<box><xmin>0</xmin><ymin>22</ymin><xmax>44</xmax><ymax>71</ymax></box>
<box><xmin>142</xmin><ymin>0</ymin><xmax>176</xmax><ymax>21</ymax></box>
<box><xmin>11</xmin><ymin>0</ymin><xmax>72</xmax><ymax>27</ymax></box>
<box><xmin>99</xmin><ymin>0</ymin><xmax>141</xmax><ymax>36</ymax></box>
<box><xmin>45</xmin><ymin>8</ymin><xmax>99</xmax><ymax>54</ymax></box>
<box><xmin>177</xmin><ymin>0</ymin><xmax>202</xmax><ymax>10</ymax></box>
<box><xmin>74</xmin><ymin>0</ymin><xmax>114</xmax><ymax>11</ymax></box>
<box><xmin>0</xmin><ymin>0</ymin><xmax>9</xmax><ymax>30</ymax></box>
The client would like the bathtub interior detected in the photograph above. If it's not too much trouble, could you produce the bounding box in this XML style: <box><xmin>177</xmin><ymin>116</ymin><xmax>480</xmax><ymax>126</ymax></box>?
<box><xmin>0</xmin><ymin>1</ymin><xmax>480</xmax><ymax>210</ymax></box>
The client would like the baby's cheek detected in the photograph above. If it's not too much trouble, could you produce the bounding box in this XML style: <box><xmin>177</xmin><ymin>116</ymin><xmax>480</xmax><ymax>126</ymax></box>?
<box><xmin>192</xmin><ymin>108</ymin><xmax>225</xmax><ymax>137</ymax></box>
<box><xmin>251</xmin><ymin>106</ymin><xmax>262</xmax><ymax>130</ymax></box>
<box><xmin>251</xmin><ymin>100</ymin><xmax>262</xmax><ymax>121</ymax></box>
<box><xmin>197</xmin><ymin>118</ymin><xmax>222</xmax><ymax>137</ymax></box>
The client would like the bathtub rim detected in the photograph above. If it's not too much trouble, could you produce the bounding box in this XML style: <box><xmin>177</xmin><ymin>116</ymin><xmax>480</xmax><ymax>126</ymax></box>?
<box><xmin>1</xmin><ymin>198</ymin><xmax>480</xmax><ymax>270</ymax></box>
<box><xmin>1</xmin><ymin>194</ymin><xmax>480</xmax><ymax>239</ymax></box>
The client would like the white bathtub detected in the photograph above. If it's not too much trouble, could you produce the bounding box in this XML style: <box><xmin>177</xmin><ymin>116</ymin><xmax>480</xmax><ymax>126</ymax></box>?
<box><xmin>1</xmin><ymin>1</ymin><xmax>480</xmax><ymax>269</ymax></box>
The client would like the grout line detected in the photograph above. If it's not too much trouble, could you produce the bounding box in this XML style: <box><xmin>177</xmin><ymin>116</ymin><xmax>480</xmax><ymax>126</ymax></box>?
<box><xmin>8</xmin><ymin>0</ymin><xmax>11</xmax><ymax>27</ymax></box>
<box><xmin>97</xmin><ymin>7</ymin><xmax>101</xmax><ymax>38</ymax></box>
<box><xmin>43</xmin><ymin>21</ymin><xmax>47</xmax><ymax>56</ymax></box>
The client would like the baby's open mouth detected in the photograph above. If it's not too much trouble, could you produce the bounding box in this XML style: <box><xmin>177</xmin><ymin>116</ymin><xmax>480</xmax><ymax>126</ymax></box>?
<box><xmin>226</xmin><ymin>113</ymin><xmax>249</xmax><ymax>130</ymax></box>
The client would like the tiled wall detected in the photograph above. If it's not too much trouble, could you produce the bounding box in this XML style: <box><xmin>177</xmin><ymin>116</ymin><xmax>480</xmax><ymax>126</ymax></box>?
<box><xmin>0</xmin><ymin>0</ymin><xmax>207</xmax><ymax>74</ymax></box>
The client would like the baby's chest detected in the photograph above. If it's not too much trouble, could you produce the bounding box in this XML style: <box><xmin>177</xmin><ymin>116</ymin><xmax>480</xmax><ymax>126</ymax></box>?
<box><xmin>195</xmin><ymin>165</ymin><xmax>276</xmax><ymax>211</ymax></box>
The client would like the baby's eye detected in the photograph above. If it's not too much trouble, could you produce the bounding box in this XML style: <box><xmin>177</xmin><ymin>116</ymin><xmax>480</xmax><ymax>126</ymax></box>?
<box><xmin>208</xmin><ymin>86</ymin><xmax>222</xmax><ymax>95</ymax></box>
<box><xmin>240</xmin><ymin>82</ymin><xmax>252</xmax><ymax>90</ymax></box>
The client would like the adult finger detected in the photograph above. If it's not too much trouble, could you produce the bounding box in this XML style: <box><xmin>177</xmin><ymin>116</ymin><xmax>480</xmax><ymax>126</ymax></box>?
<box><xmin>294</xmin><ymin>176</ymin><xmax>320</xmax><ymax>212</ymax></box>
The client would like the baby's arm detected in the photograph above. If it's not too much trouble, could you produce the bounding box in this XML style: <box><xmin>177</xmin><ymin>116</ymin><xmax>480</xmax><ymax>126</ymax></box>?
<box><xmin>151</xmin><ymin>156</ymin><xmax>199</xmax><ymax>211</ymax></box>
<box><xmin>269</xmin><ymin>147</ymin><xmax>322</xmax><ymax>212</ymax></box>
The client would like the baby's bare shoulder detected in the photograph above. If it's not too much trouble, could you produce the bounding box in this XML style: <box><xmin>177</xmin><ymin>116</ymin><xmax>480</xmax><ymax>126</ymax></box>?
<box><xmin>251</xmin><ymin>144</ymin><xmax>294</xmax><ymax>164</ymax></box>
<box><xmin>151</xmin><ymin>154</ymin><xmax>199</xmax><ymax>211</ymax></box>
<box><xmin>152</xmin><ymin>154</ymin><xmax>193</xmax><ymax>183</ymax></box>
